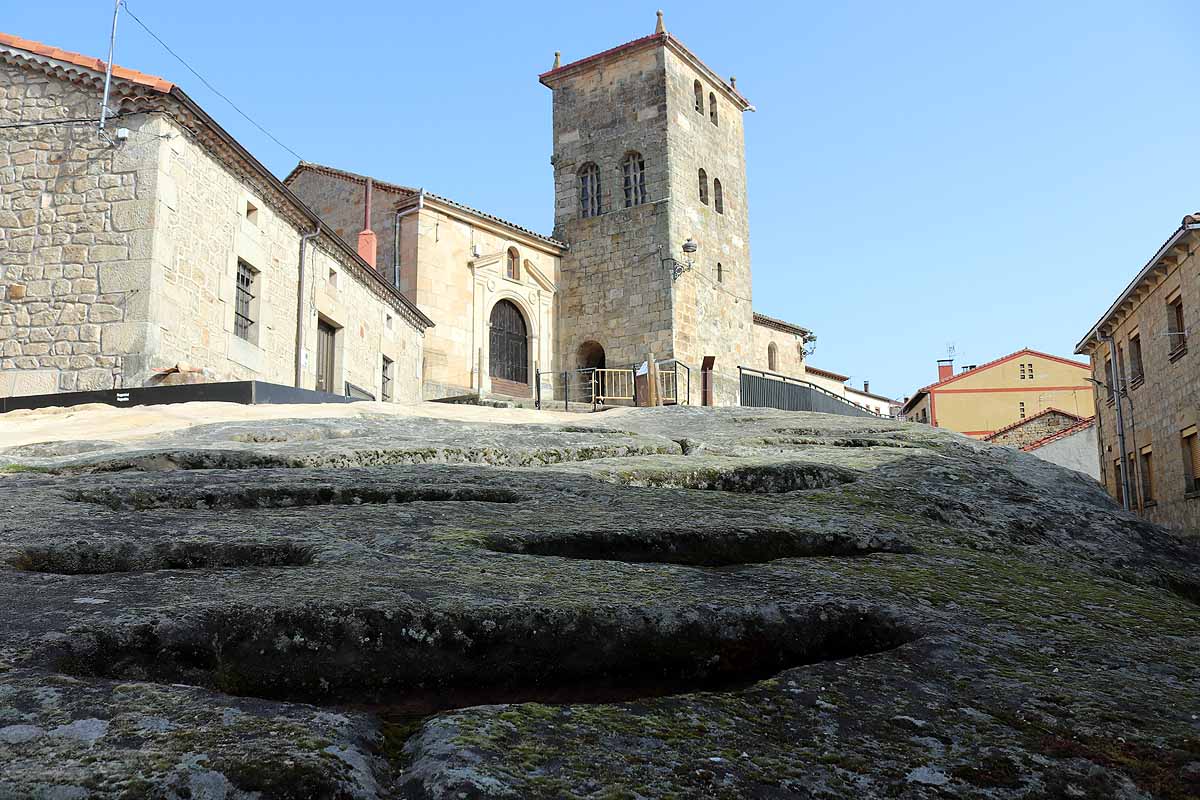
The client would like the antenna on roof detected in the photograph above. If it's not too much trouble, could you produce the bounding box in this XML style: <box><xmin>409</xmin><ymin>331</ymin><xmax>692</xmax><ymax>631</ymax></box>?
<box><xmin>99</xmin><ymin>0</ymin><xmax>122</xmax><ymax>132</ymax></box>
<box><xmin>946</xmin><ymin>342</ymin><xmax>956</xmax><ymax>360</ymax></box>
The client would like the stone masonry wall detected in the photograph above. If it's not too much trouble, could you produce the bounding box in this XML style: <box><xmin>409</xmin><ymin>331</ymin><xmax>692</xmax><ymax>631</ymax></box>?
<box><xmin>987</xmin><ymin>410</ymin><xmax>1084</xmax><ymax>449</ymax></box>
<box><xmin>663</xmin><ymin>47</ymin><xmax>753</xmax><ymax>406</ymax></box>
<box><xmin>1092</xmin><ymin>242</ymin><xmax>1199</xmax><ymax>534</ymax></box>
<box><xmin>151</xmin><ymin>115</ymin><xmax>422</xmax><ymax>402</ymax></box>
<box><xmin>0</xmin><ymin>60</ymin><xmax>159</xmax><ymax>395</ymax></box>
<box><xmin>750</xmin><ymin>320</ymin><xmax>806</xmax><ymax>378</ymax></box>
<box><xmin>550</xmin><ymin>45</ymin><xmax>675</xmax><ymax>374</ymax></box>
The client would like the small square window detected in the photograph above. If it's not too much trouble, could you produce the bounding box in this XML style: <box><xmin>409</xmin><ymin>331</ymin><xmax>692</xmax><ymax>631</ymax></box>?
<box><xmin>245</xmin><ymin>201</ymin><xmax>258</xmax><ymax>225</ymax></box>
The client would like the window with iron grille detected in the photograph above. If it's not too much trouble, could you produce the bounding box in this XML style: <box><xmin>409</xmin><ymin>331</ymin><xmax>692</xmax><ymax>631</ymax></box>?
<box><xmin>579</xmin><ymin>163</ymin><xmax>601</xmax><ymax>218</ymax></box>
<box><xmin>622</xmin><ymin>153</ymin><xmax>646</xmax><ymax>207</ymax></box>
<box><xmin>234</xmin><ymin>260</ymin><xmax>257</xmax><ymax>342</ymax></box>
<box><xmin>381</xmin><ymin>355</ymin><xmax>394</xmax><ymax>402</ymax></box>
<box><xmin>1168</xmin><ymin>296</ymin><xmax>1187</xmax><ymax>356</ymax></box>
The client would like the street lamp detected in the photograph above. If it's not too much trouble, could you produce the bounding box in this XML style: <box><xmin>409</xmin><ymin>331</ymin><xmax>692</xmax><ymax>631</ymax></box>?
<box><xmin>662</xmin><ymin>238</ymin><xmax>698</xmax><ymax>281</ymax></box>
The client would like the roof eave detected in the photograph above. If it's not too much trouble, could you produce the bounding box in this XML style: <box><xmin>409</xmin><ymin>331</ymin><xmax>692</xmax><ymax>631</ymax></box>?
<box><xmin>1075</xmin><ymin>222</ymin><xmax>1200</xmax><ymax>354</ymax></box>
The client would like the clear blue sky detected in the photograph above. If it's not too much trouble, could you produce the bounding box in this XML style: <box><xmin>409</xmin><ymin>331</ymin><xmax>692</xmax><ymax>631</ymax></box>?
<box><xmin>9</xmin><ymin>1</ymin><xmax>1197</xmax><ymax>399</ymax></box>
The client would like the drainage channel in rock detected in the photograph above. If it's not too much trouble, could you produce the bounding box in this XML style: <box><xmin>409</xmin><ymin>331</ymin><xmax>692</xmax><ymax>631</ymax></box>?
<box><xmin>7</xmin><ymin>540</ymin><xmax>315</xmax><ymax>574</ymax></box>
<box><xmin>66</xmin><ymin>485</ymin><xmax>525</xmax><ymax>511</ymax></box>
<box><xmin>612</xmin><ymin>462</ymin><xmax>857</xmax><ymax>493</ymax></box>
<box><xmin>485</xmin><ymin>528</ymin><xmax>916</xmax><ymax>566</ymax></box>
<box><xmin>62</xmin><ymin>441</ymin><xmax>681</xmax><ymax>473</ymax></box>
<box><xmin>49</xmin><ymin>602</ymin><xmax>921</xmax><ymax>715</ymax></box>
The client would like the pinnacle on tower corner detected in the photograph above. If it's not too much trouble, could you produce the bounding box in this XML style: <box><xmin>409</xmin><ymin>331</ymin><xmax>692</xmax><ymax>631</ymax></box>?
<box><xmin>655</xmin><ymin>10</ymin><xmax>666</xmax><ymax>34</ymax></box>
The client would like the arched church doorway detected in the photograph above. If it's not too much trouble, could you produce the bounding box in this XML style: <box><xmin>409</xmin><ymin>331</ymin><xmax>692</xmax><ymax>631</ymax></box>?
<box><xmin>489</xmin><ymin>299</ymin><xmax>529</xmax><ymax>390</ymax></box>
<box><xmin>577</xmin><ymin>340</ymin><xmax>605</xmax><ymax>370</ymax></box>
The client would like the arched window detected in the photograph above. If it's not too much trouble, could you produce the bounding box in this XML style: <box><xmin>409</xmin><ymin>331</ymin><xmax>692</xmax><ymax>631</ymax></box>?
<box><xmin>698</xmin><ymin>169</ymin><xmax>708</xmax><ymax>205</ymax></box>
<box><xmin>693</xmin><ymin>80</ymin><xmax>704</xmax><ymax>114</ymax></box>
<box><xmin>506</xmin><ymin>247</ymin><xmax>520</xmax><ymax>280</ymax></box>
<box><xmin>713</xmin><ymin>179</ymin><xmax>724</xmax><ymax>214</ymax></box>
<box><xmin>709</xmin><ymin>92</ymin><xmax>718</xmax><ymax>125</ymax></box>
<box><xmin>716</xmin><ymin>262</ymin><xmax>723</xmax><ymax>283</ymax></box>
<box><xmin>622</xmin><ymin>152</ymin><xmax>647</xmax><ymax>207</ymax></box>
<box><xmin>768</xmin><ymin>342</ymin><xmax>778</xmax><ymax>372</ymax></box>
<box><xmin>579</xmin><ymin>162</ymin><xmax>601</xmax><ymax>218</ymax></box>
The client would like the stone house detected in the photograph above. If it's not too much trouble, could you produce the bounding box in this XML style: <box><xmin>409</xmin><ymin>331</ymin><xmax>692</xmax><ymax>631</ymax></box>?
<box><xmin>285</xmin><ymin>163</ymin><xmax>564</xmax><ymax>400</ymax></box>
<box><xmin>901</xmin><ymin>349</ymin><xmax>1095</xmax><ymax>438</ymax></box>
<box><xmin>984</xmin><ymin>407</ymin><xmax>1088</xmax><ymax>448</ymax></box>
<box><xmin>1076</xmin><ymin>212</ymin><xmax>1200</xmax><ymax>534</ymax></box>
<box><xmin>0</xmin><ymin>33</ymin><xmax>431</xmax><ymax>402</ymax></box>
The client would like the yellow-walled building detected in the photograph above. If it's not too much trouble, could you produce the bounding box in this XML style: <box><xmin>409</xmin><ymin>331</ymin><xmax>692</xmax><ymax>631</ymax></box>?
<box><xmin>901</xmin><ymin>349</ymin><xmax>1095</xmax><ymax>439</ymax></box>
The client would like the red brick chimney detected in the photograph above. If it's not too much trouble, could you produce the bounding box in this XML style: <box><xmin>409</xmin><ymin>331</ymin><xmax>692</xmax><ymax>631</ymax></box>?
<box><xmin>936</xmin><ymin>358</ymin><xmax>954</xmax><ymax>382</ymax></box>
<box><xmin>357</xmin><ymin>177</ymin><xmax>378</xmax><ymax>269</ymax></box>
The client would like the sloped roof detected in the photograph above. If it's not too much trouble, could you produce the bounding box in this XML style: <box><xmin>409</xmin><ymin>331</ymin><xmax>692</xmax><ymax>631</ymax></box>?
<box><xmin>0</xmin><ymin>31</ymin><xmax>433</xmax><ymax>330</ymax></box>
<box><xmin>0</xmin><ymin>31</ymin><xmax>174</xmax><ymax>92</ymax></box>
<box><xmin>1022</xmin><ymin>416</ymin><xmax>1096</xmax><ymax>452</ymax></box>
<box><xmin>752</xmin><ymin>312</ymin><xmax>811</xmax><ymax>338</ymax></box>
<box><xmin>983</xmin><ymin>407</ymin><xmax>1085</xmax><ymax>443</ymax></box>
<box><xmin>284</xmin><ymin>162</ymin><xmax>567</xmax><ymax>250</ymax></box>
<box><xmin>804</xmin><ymin>365</ymin><xmax>850</xmax><ymax>383</ymax></box>
<box><xmin>902</xmin><ymin>348</ymin><xmax>1090</xmax><ymax>414</ymax></box>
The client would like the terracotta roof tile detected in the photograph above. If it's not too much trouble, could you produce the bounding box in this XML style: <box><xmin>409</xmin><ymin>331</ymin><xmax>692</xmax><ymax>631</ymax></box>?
<box><xmin>752</xmin><ymin>312</ymin><xmax>811</xmax><ymax>338</ymax></box>
<box><xmin>284</xmin><ymin>162</ymin><xmax>567</xmax><ymax>249</ymax></box>
<box><xmin>0</xmin><ymin>31</ymin><xmax>174</xmax><ymax>92</ymax></box>
<box><xmin>1021</xmin><ymin>416</ymin><xmax>1095</xmax><ymax>452</ymax></box>
<box><xmin>982</xmin><ymin>407</ymin><xmax>1084</xmax><ymax>443</ymax></box>
<box><xmin>804</xmin><ymin>365</ymin><xmax>850</xmax><ymax>383</ymax></box>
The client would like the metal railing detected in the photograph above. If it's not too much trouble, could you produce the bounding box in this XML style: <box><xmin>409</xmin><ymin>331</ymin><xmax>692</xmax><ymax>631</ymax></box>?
<box><xmin>534</xmin><ymin>359</ymin><xmax>691</xmax><ymax>411</ymax></box>
<box><xmin>738</xmin><ymin>365</ymin><xmax>891</xmax><ymax>418</ymax></box>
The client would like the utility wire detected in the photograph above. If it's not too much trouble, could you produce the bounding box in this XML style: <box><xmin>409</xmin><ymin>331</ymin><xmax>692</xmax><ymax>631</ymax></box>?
<box><xmin>120</xmin><ymin>1</ymin><xmax>304</xmax><ymax>162</ymax></box>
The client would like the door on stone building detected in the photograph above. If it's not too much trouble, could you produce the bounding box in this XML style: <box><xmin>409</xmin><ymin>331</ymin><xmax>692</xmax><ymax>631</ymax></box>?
<box><xmin>489</xmin><ymin>300</ymin><xmax>529</xmax><ymax>393</ymax></box>
<box><xmin>315</xmin><ymin>320</ymin><xmax>337</xmax><ymax>394</ymax></box>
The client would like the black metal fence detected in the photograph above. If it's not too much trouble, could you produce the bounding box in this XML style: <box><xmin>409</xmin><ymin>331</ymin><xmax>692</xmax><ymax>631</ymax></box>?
<box><xmin>738</xmin><ymin>366</ymin><xmax>885</xmax><ymax>418</ymax></box>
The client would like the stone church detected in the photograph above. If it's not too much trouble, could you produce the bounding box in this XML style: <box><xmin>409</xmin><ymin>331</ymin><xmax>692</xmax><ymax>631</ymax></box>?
<box><xmin>286</xmin><ymin>12</ymin><xmax>813</xmax><ymax>406</ymax></box>
<box><xmin>0</xmin><ymin>14</ymin><xmax>814</xmax><ymax>406</ymax></box>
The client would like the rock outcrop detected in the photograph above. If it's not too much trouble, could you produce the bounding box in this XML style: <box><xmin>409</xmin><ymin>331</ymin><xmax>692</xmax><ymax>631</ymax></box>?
<box><xmin>0</xmin><ymin>407</ymin><xmax>1197</xmax><ymax>798</ymax></box>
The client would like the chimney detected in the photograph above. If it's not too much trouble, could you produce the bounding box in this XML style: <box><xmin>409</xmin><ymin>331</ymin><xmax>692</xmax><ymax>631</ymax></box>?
<box><xmin>937</xmin><ymin>358</ymin><xmax>954</xmax><ymax>382</ymax></box>
<box><xmin>357</xmin><ymin>177</ymin><xmax>378</xmax><ymax>269</ymax></box>
<box><xmin>863</xmin><ymin>380</ymin><xmax>870</xmax><ymax>394</ymax></box>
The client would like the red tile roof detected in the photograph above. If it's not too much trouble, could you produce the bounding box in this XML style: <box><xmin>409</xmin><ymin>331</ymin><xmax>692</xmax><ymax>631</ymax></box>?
<box><xmin>1021</xmin><ymin>416</ymin><xmax>1096</xmax><ymax>452</ymax></box>
<box><xmin>0</xmin><ymin>31</ymin><xmax>174</xmax><ymax>92</ymax></box>
<box><xmin>284</xmin><ymin>162</ymin><xmax>567</xmax><ymax>249</ymax></box>
<box><xmin>982</xmin><ymin>407</ymin><xmax>1084</xmax><ymax>443</ymax></box>
<box><xmin>902</xmin><ymin>348</ymin><xmax>1091</xmax><ymax>414</ymax></box>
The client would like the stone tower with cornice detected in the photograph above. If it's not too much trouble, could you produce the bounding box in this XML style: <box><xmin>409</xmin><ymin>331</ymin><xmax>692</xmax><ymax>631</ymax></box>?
<box><xmin>540</xmin><ymin>12</ymin><xmax>754</xmax><ymax>404</ymax></box>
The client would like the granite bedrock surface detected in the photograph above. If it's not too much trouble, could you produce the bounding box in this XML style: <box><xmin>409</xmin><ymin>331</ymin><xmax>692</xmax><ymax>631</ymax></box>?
<box><xmin>0</xmin><ymin>406</ymin><xmax>1197</xmax><ymax>799</ymax></box>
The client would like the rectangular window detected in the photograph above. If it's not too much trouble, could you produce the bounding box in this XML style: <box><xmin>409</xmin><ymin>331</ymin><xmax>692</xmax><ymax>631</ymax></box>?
<box><xmin>1019</xmin><ymin>364</ymin><xmax>1026</xmax><ymax>379</ymax></box>
<box><xmin>1183</xmin><ymin>427</ymin><xmax>1199</xmax><ymax>494</ymax></box>
<box><xmin>234</xmin><ymin>260</ymin><xmax>257</xmax><ymax>342</ymax></box>
<box><xmin>1019</xmin><ymin>401</ymin><xmax>1026</xmax><ymax>419</ymax></box>
<box><xmin>1027</xmin><ymin>362</ymin><xmax>1034</xmax><ymax>379</ymax></box>
<box><xmin>1113</xmin><ymin>458</ymin><xmax>1124</xmax><ymax>505</ymax></box>
<box><xmin>1104</xmin><ymin>357</ymin><xmax>1115</xmax><ymax>403</ymax></box>
<box><xmin>381</xmin><ymin>356</ymin><xmax>394</xmax><ymax>402</ymax></box>
<box><xmin>1116</xmin><ymin>344</ymin><xmax>1126</xmax><ymax>390</ymax></box>
<box><xmin>1128</xmin><ymin>332</ymin><xmax>1144</xmax><ymax>385</ymax></box>
<box><xmin>1169</xmin><ymin>296</ymin><xmax>1187</xmax><ymax>356</ymax></box>
<box><xmin>1139</xmin><ymin>446</ymin><xmax>1154</xmax><ymax>505</ymax></box>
